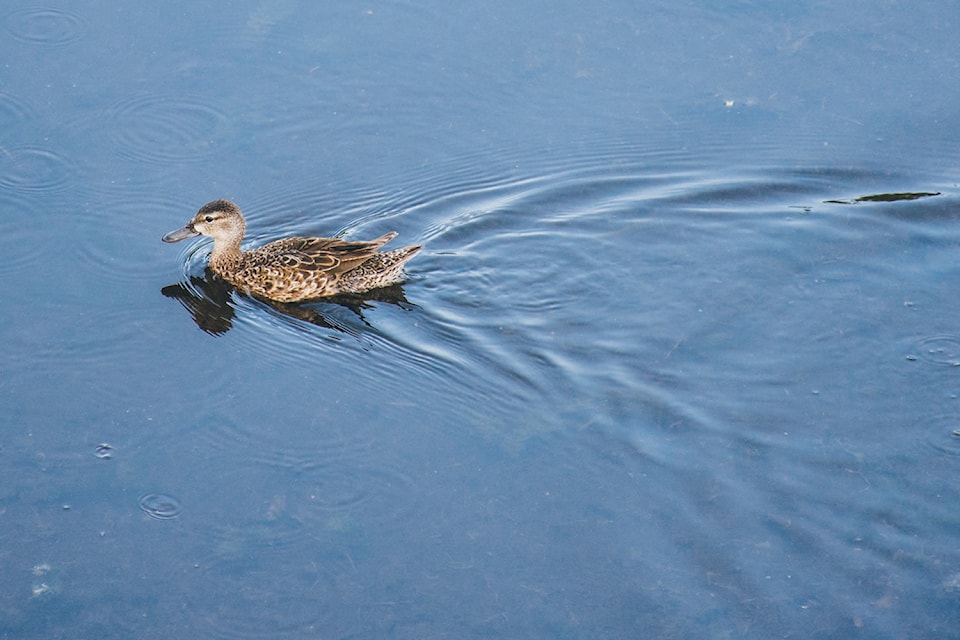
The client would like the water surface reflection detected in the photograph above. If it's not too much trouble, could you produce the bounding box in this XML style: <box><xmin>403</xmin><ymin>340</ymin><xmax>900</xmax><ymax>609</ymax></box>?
<box><xmin>162</xmin><ymin>269</ymin><xmax>415</xmax><ymax>336</ymax></box>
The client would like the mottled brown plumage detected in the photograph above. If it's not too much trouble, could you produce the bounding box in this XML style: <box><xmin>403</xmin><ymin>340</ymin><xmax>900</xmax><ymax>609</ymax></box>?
<box><xmin>163</xmin><ymin>200</ymin><xmax>421</xmax><ymax>302</ymax></box>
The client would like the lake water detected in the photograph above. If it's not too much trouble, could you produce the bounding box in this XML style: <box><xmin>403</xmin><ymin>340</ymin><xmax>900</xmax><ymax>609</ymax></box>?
<box><xmin>2</xmin><ymin>1</ymin><xmax>960</xmax><ymax>638</ymax></box>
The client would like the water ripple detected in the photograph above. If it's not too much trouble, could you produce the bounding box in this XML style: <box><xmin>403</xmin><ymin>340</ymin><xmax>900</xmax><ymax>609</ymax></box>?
<box><xmin>198</xmin><ymin>453</ymin><xmax>422</xmax><ymax>561</ymax></box>
<box><xmin>104</xmin><ymin>94</ymin><xmax>228</xmax><ymax>164</ymax></box>
<box><xmin>182</xmin><ymin>410</ymin><xmax>289</xmax><ymax>461</ymax></box>
<box><xmin>912</xmin><ymin>335</ymin><xmax>960</xmax><ymax>367</ymax></box>
<box><xmin>193</xmin><ymin>564</ymin><xmax>328</xmax><ymax>640</ymax></box>
<box><xmin>0</xmin><ymin>91</ymin><xmax>35</xmax><ymax>128</ymax></box>
<box><xmin>916</xmin><ymin>415</ymin><xmax>960</xmax><ymax>461</ymax></box>
<box><xmin>0</xmin><ymin>191</ymin><xmax>45</xmax><ymax>276</ymax></box>
<box><xmin>6</xmin><ymin>298</ymin><xmax>186</xmax><ymax>392</ymax></box>
<box><xmin>205</xmin><ymin>514</ymin><xmax>307</xmax><ymax>560</ymax></box>
<box><xmin>0</xmin><ymin>144</ymin><xmax>76</xmax><ymax>192</ymax></box>
<box><xmin>77</xmin><ymin>195</ymin><xmax>186</xmax><ymax>285</ymax></box>
<box><xmin>286</xmin><ymin>461</ymin><xmax>420</xmax><ymax>528</ymax></box>
<box><xmin>3</xmin><ymin>7</ymin><xmax>86</xmax><ymax>46</ymax></box>
<box><xmin>138</xmin><ymin>493</ymin><xmax>182</xmax><ymax>519</ymax></box>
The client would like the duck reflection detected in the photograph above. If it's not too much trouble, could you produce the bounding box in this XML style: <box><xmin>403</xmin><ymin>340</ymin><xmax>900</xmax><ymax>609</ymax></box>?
<box><xmin>161</xmin><ymin>268</ymin><xmax>413</xmax><ymax>336</ymax></box>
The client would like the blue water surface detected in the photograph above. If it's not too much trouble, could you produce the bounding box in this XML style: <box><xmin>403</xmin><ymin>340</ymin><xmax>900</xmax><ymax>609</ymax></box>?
<box><xmin>2</xmin><ymin>1</ymin><xmax>960</xmax><ymax>638</ymax></box>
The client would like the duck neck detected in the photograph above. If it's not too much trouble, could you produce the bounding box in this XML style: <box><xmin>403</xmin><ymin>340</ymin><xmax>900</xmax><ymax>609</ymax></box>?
<box><xmin>209</xmin><ymin>237</ymin><xmax>244</xmax><ymax>274</ymax></box>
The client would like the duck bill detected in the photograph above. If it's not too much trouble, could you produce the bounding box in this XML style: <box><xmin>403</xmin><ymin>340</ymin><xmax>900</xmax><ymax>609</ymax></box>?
<box><xmin>162</xmin><ymin>224</ymin><xmax>200</xmax><ymax>243</ymax></box>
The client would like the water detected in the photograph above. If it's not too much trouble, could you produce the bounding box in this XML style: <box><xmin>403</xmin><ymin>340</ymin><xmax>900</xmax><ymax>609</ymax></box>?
<box><xmin>2</xmin><ymin>1</ymin><xmax>959</xmax><ymax>638</ymax></box>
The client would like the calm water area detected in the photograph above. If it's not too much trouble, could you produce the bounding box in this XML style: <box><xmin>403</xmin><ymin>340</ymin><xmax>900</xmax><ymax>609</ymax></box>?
<box><xmin>2</xmin><ymin>1</ymin><xmax>960</xmax><ymax>638</ymax></box>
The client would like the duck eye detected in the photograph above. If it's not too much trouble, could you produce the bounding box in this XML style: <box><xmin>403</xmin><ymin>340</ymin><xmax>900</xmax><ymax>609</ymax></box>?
<box><xmin>204</xmin><ymin>215</ymin><xmax>214</xmax><ymax>222</ymax></box>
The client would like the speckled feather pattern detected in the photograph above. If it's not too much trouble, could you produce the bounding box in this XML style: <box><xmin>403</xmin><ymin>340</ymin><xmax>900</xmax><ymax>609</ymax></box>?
<box><xmin>163</xmin><ymin>200</ymin><xmax>421</xmax><ymax>302</ymax></box>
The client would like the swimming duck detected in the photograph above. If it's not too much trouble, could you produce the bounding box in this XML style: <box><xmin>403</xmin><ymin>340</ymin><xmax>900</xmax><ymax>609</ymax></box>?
<box><xmin>162</xmin><ymin>199</ymin><xmax>421</xmax><ymax>302</ymax></box>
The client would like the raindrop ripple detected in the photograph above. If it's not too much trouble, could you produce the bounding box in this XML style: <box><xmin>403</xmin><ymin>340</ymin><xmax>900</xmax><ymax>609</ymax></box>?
<box><xmin>0</xmin><ymin>145</ymin><xmax>76</xmax><ymax>193</ymax></box>
<box><xmin>3</xmin><ymin>7</ymin><xmax>86</xmax><ymax>46</ymax></box>
<box><xmin>138</xmin><ymin>493</ymin><xmax>183</xmax><ymax>520</ymax></box>
<box><xmin>104</xmin><ymin>94</ymin><xmax>228</xmax><ymax>164</ymax></box>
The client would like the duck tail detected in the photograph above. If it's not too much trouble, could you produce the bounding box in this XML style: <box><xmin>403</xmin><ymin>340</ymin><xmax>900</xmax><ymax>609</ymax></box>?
<box><xmin>342</xmin><ymin>243</ymin><xmax>422</xmax><ymax>291</ymax></box>
<box><xmin>377</xmin><ymin>244</ymin><xmax>422</xmax><ymax>276</ymax></box>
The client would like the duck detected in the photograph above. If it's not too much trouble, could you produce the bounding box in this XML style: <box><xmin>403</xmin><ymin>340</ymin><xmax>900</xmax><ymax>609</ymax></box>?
<box><xmin>162</xmin><ymin>199</ymin><xmax>421</xmax><ymax>302</ymax></box>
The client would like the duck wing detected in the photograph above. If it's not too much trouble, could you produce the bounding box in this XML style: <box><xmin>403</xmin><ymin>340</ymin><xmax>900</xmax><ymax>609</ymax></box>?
<box><xmin>255</xmin><ymin>232</ymin><xmax>398</xmax><ymax>275</ymax></box>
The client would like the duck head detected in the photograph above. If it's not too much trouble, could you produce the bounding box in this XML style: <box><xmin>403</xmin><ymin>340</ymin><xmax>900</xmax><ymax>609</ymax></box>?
<box><xmin>162</xmin><ymin>199</ymin><xmax>247</xmax><ymax>246</ymax></box>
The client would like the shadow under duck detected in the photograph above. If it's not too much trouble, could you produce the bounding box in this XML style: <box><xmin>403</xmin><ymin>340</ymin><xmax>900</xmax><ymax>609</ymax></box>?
<box><xmin>163</xmin><ymin>199</ymin><xmax>421</xmax><ymax>302</ymax></box>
